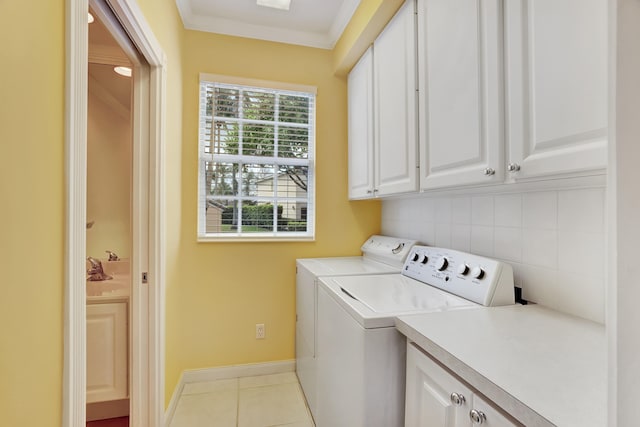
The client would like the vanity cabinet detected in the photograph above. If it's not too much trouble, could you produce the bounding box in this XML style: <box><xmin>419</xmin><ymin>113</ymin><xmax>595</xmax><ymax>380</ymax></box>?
<box><xmin>86</xmin><ymin>300</ymin><xmax>128</xmax><ymax>403</ymax></box>
<box><xmin>348</xmin><ymin>0</ymin><xmax>418</xmax><ymax>199</ymax></box>
<box><xmin>417</xmin><ymin>0</ymin><xmax>607</xmax><ymax>191</ymax></box>
<box><xmin>405</xmin><ymin>343</ymin><xmax>519</xmax><ymax>427</ymax></box>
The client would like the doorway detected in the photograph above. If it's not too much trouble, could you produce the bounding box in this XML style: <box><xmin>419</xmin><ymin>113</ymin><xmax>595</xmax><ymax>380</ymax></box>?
<box><xmin>64</xmin><ymin>0</ymin><xmax>166</xmax><ymax>426</ymax></box>
<box><xmin>86</xmin><ymin>6</ymin><xmax>133</xmax><ymax>424</ymax></box>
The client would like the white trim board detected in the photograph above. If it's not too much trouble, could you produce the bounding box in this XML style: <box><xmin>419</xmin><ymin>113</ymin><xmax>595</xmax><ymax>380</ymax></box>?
<box><xmin>64</xmin><ymin>0</ymin><xmax>166</xmax><ymax>426</ymax></box>
<box><xmin>164</xmin><ymin>360</ymin><xmax>296</xmax><ymax>426</ymax></box>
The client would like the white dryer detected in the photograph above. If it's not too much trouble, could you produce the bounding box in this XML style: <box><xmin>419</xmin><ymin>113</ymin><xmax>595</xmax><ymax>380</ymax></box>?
<box><xmin>315</xmin><ymin>246</ymin><xmax>515</xmax><ymax>427</ymax></box>
<box><xmin>295</xmin><ymin>235</ymin><xmax>417</xmax><ymax>419</ymax></box>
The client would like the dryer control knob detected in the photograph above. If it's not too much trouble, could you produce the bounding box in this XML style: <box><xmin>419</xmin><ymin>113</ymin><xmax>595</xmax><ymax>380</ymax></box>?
<box><xmin>421</xmin><ymin>255</ymin><xmax>429</xmax><ymax>264</ymax></box>
<box><xmin>471</xmin><ymin>266</ymin><xmax>485</xmax><ymax>279</ymax></box>
<box><xmin>412</xmin><ymin>253</ymin><xmax>420</xmax><ymax>262</ymax></box>
<box><xmin>457</xmin><ymin>264</ymin><xmax>469</xmax><ymax>275</ymax></box>
<box><xmin>436</xmin><ymin>257</ymin><xmax>449</xmax><ymax>271</ymax></box>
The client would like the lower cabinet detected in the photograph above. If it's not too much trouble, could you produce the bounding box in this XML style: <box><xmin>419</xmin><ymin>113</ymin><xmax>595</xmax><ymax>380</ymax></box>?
<box><xmin>86</xmin><ymin>301</ymin><xmax>128</xmax><ymax>403</ymax></box>
<box><xmin>405</xmin><ymin>343</ymin><xmax>519</xmax><ymax>427</ymax></box>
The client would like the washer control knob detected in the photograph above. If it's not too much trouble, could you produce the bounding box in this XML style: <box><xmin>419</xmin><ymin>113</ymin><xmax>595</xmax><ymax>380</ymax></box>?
<box><xmin>421</xmin><ymin>255</ymin><xmax>429</xmax><ymax>264</ymax></box>
<box><xmin>457</xmin><ymin>264</ymin><xmax>469</xmax><ymax>275</ymax></box>
<box><xmin>392</xmin><ymin>243</ymin><xmax>405</xmax><ymax>254</ymax></box>
<box><xmin>436</xmin><ymin>257</ymin><xmax>449</xmax><ymax>271</ymax></box>
<box><xmin>471</xmin><ymin>266</ymin><xmax>485</xmax><ymax>279</ymax></box>
<box><xmin>412</xmin><ymin>253</ymin><xmax>420</xmax><ymax>262</ymax></box>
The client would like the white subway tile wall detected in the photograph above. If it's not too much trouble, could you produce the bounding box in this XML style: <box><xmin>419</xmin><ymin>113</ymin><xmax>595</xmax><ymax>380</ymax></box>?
<box><xmin>381</xmin><ymin>187</ymin><xmax>606</xmax><ymax>324</ymax></box>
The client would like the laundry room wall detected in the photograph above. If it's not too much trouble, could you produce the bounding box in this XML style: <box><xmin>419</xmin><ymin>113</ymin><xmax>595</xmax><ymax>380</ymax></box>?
<box><xmin>163</xmin><ymin>28</ymin><xmax>381</xmax><ymax>404</ymax></box>
<box><xmin>381</xmin><ymin>185</ymin><xmax>607</xmax><ymax>324</ymax></box>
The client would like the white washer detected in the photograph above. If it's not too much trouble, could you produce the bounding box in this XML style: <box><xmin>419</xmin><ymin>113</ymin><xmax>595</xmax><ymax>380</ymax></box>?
<box><xmin>315</xmin><ymin>246</ymin><xmax>515</xmax><ymax>427</ymax></box>
<box><xmin>296</xmin><ymin>235</ymin><xmax>417</xmax><ymax>419</ymax></box>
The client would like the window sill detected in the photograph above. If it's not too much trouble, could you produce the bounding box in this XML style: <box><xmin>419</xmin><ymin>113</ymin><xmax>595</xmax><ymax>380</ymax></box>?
<box><xmin>197</xmin><ymin>233</ymin><xmax>315</xmax><ymax>243</ymax></box>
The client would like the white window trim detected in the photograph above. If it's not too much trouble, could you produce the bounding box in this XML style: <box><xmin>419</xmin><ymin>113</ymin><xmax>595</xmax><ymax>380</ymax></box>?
<box><xmin>197</xmin><ymin>74</ymin><xmax>316</xmax><ymax>242</ymax></box>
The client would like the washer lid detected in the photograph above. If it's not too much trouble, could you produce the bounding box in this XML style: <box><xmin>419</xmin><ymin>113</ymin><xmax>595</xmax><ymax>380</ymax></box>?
<box><xmin>341</xmin><ymin>276</ymin><xmax>475</xmax><ymax>314</ymax></box>
<box><xmin>319</xmin><ymin>274</ymin><xmax>479</xmax><ymax>328</ymax></box>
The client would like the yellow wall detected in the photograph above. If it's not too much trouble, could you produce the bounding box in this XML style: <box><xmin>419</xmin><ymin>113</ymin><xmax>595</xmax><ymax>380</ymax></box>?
<box><xmin>0</xmin><ymin>1</ymin><xmax>64</xmax><ymax>426</ymax></box>
<box><xmin>164</xmin><ymin>29</ymin><xmax>380</xmax><ymax>402</ymax></box>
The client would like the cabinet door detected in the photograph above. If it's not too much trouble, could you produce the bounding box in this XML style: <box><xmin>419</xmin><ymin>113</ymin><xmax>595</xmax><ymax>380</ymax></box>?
<box><xmin>505</xmin><ymin>0</ymin><xmax>607</xmax><ymax>179</ymax></box>
<box><xmin>418</xmin><ymin>0</ymin><xmax>504</xmax><ymax>190</ymax></box>
<box><xmin>87</xmin><ymin>302</ymin><xmax>128</xmax><ymax>403</ymax></box>
<box><xmin>348</xmin><ymin>47</ymin><xmax>375</xmax><ymax>199</ymax></box>
<box><xmin>405</xmin><ymin>344</ymin><xmax>471</xmax><ymax>427</ymax></box>
<box><xmin>374</xmin><ymin>0</ymin><xmax>418</xmax><ymax>196</ymax></box>
<box><xmin>471</xmin><ymin>394</ymin><xmax>521</xmax><ymax>427</ymax></box>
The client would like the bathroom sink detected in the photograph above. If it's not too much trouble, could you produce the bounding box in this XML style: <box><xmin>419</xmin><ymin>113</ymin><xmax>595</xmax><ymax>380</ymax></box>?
<box><xmin>86</xmin><ymin>275</ymin><xmax>130</xmax><ymax>297</ymax></box>
<box><xmin>86</xmin><ymin>258</ymin><xmax>131</xmax><ymax>298</ymax></box>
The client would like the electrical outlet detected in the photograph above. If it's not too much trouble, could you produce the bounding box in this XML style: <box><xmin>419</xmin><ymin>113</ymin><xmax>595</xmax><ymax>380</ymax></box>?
<box><xmin>256</xmin><ymin>323</ymin><xmax>265</xmax><ymax>339</ymax></box>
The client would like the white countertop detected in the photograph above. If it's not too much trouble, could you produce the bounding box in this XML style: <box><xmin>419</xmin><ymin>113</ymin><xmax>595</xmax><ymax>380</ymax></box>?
<box><xmin>396</xmin><ymin>304</ymin><xmax>606</xmax><ymax>427</ymax></box>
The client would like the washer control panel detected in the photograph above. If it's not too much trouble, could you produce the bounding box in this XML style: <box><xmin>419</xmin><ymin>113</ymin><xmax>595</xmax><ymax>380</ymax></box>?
<box><xmin>402</xmin><ymin>246</ymin><xmax>514</xmax><ymax>306</ymax></box>
<box><xmin>360</xmin><ymin>235</ymin><xmax>418</xmax><ymax>267</ymax></box>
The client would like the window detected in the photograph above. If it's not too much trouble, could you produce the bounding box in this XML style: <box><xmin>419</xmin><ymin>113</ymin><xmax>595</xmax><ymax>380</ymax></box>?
<box><xmin>198</xmin><ymin>74</ymin><xmax>316</xmax><ymax>240</ymax></box>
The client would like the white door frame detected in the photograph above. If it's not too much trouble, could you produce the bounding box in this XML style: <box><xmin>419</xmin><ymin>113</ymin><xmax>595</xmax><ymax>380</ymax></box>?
<box><xmin>64</xmin><ymin>0</ymin><xmax>166</xmax><ymax>426</ymax></box>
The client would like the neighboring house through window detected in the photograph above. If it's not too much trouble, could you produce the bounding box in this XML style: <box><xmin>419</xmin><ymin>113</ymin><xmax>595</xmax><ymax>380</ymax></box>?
<box><xmin>198</xmin><ymin>74</ymin><xmax>316</xmax><ymax>240</ymax></box>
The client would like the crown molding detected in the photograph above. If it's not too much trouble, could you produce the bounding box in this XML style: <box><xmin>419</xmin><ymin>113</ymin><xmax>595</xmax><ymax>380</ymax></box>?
<box><xmin>175</xmin><ymin>0</ymin><xmax>361</xmax><ymax>50</ymax></box>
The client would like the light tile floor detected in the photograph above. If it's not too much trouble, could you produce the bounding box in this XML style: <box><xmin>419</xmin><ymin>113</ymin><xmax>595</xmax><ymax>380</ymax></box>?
<box><xmin>169</xmin><ymin>372</ymin><xmax>315</xmax><ymax>427</ymax></box>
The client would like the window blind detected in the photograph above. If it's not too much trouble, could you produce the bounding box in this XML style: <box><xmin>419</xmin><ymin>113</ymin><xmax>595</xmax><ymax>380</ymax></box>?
<box><xmin>198</xmin><ymin>78</ymin><xmax>316</xmax><ymax>240</ymax></box>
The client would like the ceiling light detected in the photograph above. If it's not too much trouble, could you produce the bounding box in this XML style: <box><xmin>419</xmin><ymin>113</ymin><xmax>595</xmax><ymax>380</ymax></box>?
<box><xmin>114</xmin><ymin>66</ymin><xmax>132</xmax><ymax>77</ymax></box>
<box><xmin>256</xmin><ymin>0</ymin><xmax>291</xmax><ymax>11</ymax></box>
<box><xmin>88</xmin><ymin>12</ymin><xmax>95</xmax><ymax>23</ymax></box>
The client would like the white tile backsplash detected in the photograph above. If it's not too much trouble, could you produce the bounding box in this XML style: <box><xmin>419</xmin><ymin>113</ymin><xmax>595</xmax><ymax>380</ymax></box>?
<box><xmin>435</xmin><ymin>198</ymin><xmax>452</xmax><ymax>224</ymax></box>
<box><xmin>471</xmin><ymin>196</ymin><xmax>494</xmax><ymax>226</ymax></box>
<box><xmin>522</xmin><ymin>228</ymin><xmax>558</xmax><ymax>269</ymax></box>
<box><xmin>494</xmin><ymin>194</ymin><xmax>522</xmax><ymax>227</ymax></box>
<box><xmin>451</xmin><ymin>197</ymin><xmax>471</xmax><ymax>225</ymax></box>
<box><xmin>494</xmin><ymin>227</ymin><xmax>522</xmax><ymax>263</ymax></box>
<box><xmin>558</xmin><ymin>188</ymin><xmax>605</xmax><ymax>233</ymax></box>
<box><xmin>451</xmin><ymin>224</ymin><xmax>471</xmax><ymax>252</ymax></box>
<box><xmin>434</xmin><ymin>222</ymin><xmax>452</xmax><ymax>248</ymax></box>
<box><xmin>470</xmin><ymin>225</ymin><xmax>494</xmax><ymax>257</ymax></box>
<box><xmin>380</xmin><ymin>186</ymin><xmax>606</xmax><ymax>324</ymax></box>
<box><xmin>523</xmin><ymin>191</ymin><xmax>557</xmax><ymax>229</ymax></box>
<box><xmin>557</xmin><ymin>231</ymin><xmax>605</xmax><ymax>278</ymax></box>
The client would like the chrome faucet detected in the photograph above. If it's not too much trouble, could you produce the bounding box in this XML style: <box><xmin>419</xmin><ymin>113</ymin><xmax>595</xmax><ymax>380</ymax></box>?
<box><xmin>87</xmin><ymin>257</ymin><xmax>112</xmax><ymax>281</ymax></box>
<box><xmin>105</xmin><ymin>250</ymin><xmax>120</xmax><ymax>261</ymax></box>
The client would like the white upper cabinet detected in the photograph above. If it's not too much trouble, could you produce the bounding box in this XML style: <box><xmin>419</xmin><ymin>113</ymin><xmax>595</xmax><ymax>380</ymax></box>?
<box><xmin>418</xmin><ymin>0</ymin><xmax>504</xmax><ymax>190</ymax></box>
<box><xmin>373</xmin><ymin>0</ymin><xmax>418</xmax><ymax>196</ymax></box>
<box><xmin>348</xmin><ymin>0</ymin><xmax>418</xmax><ymax>199</ymax></box>
<box><xmin>348</xmin><ymin>47</ymin><xmax>375</xmax><ymax>199</ymax></box>
<box><xmin>504</xmin><ymin>0</ymin><xmax>608</xmax><ymax>180</ymax></box>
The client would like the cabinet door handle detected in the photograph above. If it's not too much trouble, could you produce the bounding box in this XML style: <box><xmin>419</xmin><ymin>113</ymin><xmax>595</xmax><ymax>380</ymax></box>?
<box><xmin>469</xmin><ymin>409</ymin><xmax>487</xmax><ymax>424</ymax></box>
<box><xmin>483</xmin><ymin>168</ymin><xmax>495</xmax><ymax>176</ymax></box>
<box><xmin>450</xmin><ymin>392</ymin><xmax>466</xmax><ymax>406</ymax></box>
<box><xmin>507</xmin><ymin>162</ymin><xmax>521</xmax><ymax>172</ymax></box>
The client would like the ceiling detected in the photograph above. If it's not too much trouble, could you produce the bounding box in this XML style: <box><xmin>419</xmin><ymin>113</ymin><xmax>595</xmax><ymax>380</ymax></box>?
<box><xmin>175</xmin><ymin>0</ymin><xmax>362</xmax><ymax>49</ymax></box>
<box><xmin>88</xmin><ymin>10</ymin><xmax>132</xmax><ymax>112</ymax></box>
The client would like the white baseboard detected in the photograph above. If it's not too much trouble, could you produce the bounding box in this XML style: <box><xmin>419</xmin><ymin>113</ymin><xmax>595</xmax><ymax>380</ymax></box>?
<box><xmin>164</xmin><ymin>359</ymin><xmax>296</xmax><ymax>426</ymax></box>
